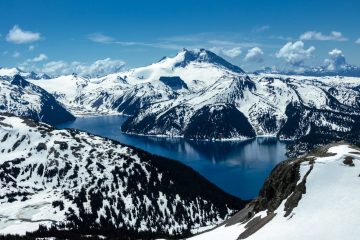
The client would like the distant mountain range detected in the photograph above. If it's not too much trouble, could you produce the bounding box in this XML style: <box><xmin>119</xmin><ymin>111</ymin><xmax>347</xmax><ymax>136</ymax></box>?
<box><xmin>0</xmin><ymin>67</ymin><xmax>50</xmax><ymax>80</ymax></box>
<box><xmin>255</xmin><ymin>64</ymin><xmax>360</xmax><ymax>77</ymax></box>
<box><xmin>1</xmin><ymin>49</ymin><xmax>360</xmax><ymax>143</ymax></box>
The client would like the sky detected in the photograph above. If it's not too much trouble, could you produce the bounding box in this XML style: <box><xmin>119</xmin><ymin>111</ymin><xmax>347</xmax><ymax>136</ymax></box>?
<box><xmin>0</xmin><ymin>0</ymin><xmax>360</xmax><ymax>75</ymax></box>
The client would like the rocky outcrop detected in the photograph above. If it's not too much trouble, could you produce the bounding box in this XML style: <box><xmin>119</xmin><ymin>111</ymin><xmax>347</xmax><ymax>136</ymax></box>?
<box><xmin>191</xmin><ymin>143</ymin><xmax>360</xmax><ymax>240</ymax></box>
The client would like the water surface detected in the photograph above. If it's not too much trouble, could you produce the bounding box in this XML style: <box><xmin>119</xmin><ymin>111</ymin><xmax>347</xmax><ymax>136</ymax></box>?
<box><xmin>57</xmin><ymin>115</ymin><xmax>288</xmax><ymax>199</ymax></box>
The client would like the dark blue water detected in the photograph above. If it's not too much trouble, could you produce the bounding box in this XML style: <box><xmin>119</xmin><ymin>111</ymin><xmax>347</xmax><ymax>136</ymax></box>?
<box><xmin>57</xmin><ymin>115</ymin><xmax>288</xmax><ymax>199</ymax></box>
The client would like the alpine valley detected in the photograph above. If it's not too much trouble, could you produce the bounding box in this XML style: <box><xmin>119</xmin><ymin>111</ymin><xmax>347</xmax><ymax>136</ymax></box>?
<box><xmin>1</xmin><ymin>48</ymin><xmax>360</xmax><ymax>239</ymax></box>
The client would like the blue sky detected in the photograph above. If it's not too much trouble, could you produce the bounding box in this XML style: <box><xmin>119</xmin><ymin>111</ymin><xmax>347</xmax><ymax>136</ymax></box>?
<box><xmin>1</xmin><ymin>0</ymin><xmax>360</xmax><ymax>74</ymax></box>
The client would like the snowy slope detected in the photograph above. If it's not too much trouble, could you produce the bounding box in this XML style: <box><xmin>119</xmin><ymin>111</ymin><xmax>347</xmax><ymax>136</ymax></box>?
<box><xmin>0</xmin><ymin>113</ymin><xmax>245</xmax><ymax>238</ymax></box>
<box><xmin>191</xmin><ymin>143</ymin><xmax>360</xmax><ymax>240</ymax></box>
<box><xmin>0</xmin><ymin>75</ymin><xmax>75</xmax><ymax>125</ymax></box>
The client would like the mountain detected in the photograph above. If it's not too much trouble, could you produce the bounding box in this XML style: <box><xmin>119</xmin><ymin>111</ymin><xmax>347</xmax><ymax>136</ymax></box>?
<box><xmin>0</xmin><ymin>75</ymin><xmax>75</xmax><ymax>125</ymax></box>
<box><xmin>0</xmin><ymin>113</ymin><xmax>245</xmax><ymax>238</ymax></box>
<box><xmin>26</xmin><ymin>49</ymin><xmax>360</xmax><ymax>141</ymax></box>
<box><xmin>191</xmin><ymin>142</ymin><xmax>360</xmax><ymax>240</ymax></box>
<box><xmin>28</xmin><ymin>49</ymin><xmax>247</xmax><ymax>117</ymax></box>
<box><xmin>255</xmin><ymin>64</ymin><xmax>360</xmax><ymax>77</ymax></box>
<box><xmin>0</xmin><ymin>67</ymin><xmax>50</xmax><ymax>80</ymax></box>
<box><xmin>301</xmin><ymin>64</ymin><xmax>360</xmax><ymax>77</ymax></box>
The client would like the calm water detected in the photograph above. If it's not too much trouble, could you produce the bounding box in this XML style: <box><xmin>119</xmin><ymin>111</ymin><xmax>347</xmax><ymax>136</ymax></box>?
<box><xmin>57</xmin><ymin>115</ymin><xmax>288</xmax><ymax>199</ymax></box>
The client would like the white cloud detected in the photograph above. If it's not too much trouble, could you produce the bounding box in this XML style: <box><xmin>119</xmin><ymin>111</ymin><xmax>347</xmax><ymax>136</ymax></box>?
<box><xmin>30</xmin><ymin>53</ymin><xmax>48</xmax><ymax>62</ymax></box>
<box><xmin>356</xmin><ymin>38</ymin><xmax>360</xmax><ymax>44</ymax></box>
<box><xmin>87</xmin><ymin>33</ymin><xmax>114</xmax><ymax>43</ymax></box>
<box><xmin>42</xmin><ymin>61</ymin><xmax>69</xmax><ymax>74</ymax></box>
<box><xmin>209</xmin><ymin>47</ymin><xmax>242</xmax><ymax>58</ymax></box>
<box><xmin>244</xmin><ymin>47</ymin><xmax>264</xmax><ymax>62</ymax></box>
<box><xmin>276</xmin><ymin>41</ymin><xmax>315</xmax><ymax>66</ymax></box>
<box><xmin>300</xmin><ymin>31</ymin><xmax>347</xmax><ymax>41</ymax></box>
<box><xmin>254</xmin><ymin>25</ymin><xmax>270</xmax><ymax>33</ymax></box>
<box><xmin>28</xmin><ymin>45</ymin><xmax>36</xmax><ymax>51</ymax></box>
<box><xmin>20</xmin><ymin>54</ymin><xmax>49</xmax><ymax>69</ymax></box>
<box><xmin>72</xmin><ymin>58</ymin><xmax>126</xmax><ymax>77</ymax></box>
<box><xmin>40</xmin><ymin>58</ymin><xmax>126</xmax><ymax>77</ymax></box>
<box><xmin>269</xmin><ymin>35</ymin><xmax>293</xmax><ymax>41</ymax></box>
<box><xmin>221</xmin><ymin>47</ymin><xmax>242</xmax><ymax>58</ymax></box>
<box><xmin>86</xmin><ymin>32</ymin><xmax>262</xmax><ymax>52</ymax></box>
<box><xmin>12</xmin><ymin>51</ymin><xmax>20</xmax><ymax>58</ymax></box>
<box><xmin>324</xmin><ymin>48</ymin><xmax>347</xmax><ymax>71</ymax></box>
<box><xmin>6</xmin><ymin>25</ymin><xmax>41</xmax><ymax>44</ymax></box>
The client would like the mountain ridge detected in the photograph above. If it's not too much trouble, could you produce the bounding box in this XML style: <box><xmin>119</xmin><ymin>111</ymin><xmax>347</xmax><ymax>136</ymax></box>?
<box><xmin>3</xmin><ymin>49</ymin><xmax>360</xmax><ymax>143</ymax></box>
<box><xmin>0</xmin><ymin>75</ymin><xmax>75</xmax><ymax>125</ymax></box>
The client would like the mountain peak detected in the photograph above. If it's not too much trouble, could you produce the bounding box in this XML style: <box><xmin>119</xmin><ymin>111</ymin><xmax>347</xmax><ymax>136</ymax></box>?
<box><xmin>172</xmin><ymin>48</ymin><xmax>245</xmax><ymax>73</ymax></box>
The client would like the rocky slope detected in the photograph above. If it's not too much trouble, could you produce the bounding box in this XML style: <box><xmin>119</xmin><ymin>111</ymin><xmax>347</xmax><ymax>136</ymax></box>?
<box><xmin>0</xmin><ymin>113</ymin><xmax>245</xmax><ymax>238</ymax></box>
<box><xmin>0</xmin><ymin>75</ymin><xmax>75</xmax><ymax>125</ymax></box>
<box><xmin>190</xmin><ymin>143</ymin><xmax>360</xmax><ymax>240</ymax></box>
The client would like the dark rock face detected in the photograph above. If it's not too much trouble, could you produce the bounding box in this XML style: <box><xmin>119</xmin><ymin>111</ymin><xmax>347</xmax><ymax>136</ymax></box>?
<box><xmin>122</xmin><ymin>104</ymin><xmax>256</xmax><ymax>140</ymax></box>
<box><xmin>184</xmin><ymin>104</ymin><xmax>256</xmax><ymax>140</ymax></box>
<box><xmin>11</xmin><ymin>75</ymin><xmax>31</xmax><ymax>88</ymax></box>
<box><xmin>252</xmin><ymin>159</ymin><xmax>303</xmax><ymax>214</ymax></box>
<box><xmin>279</xmin><ymin>101</ymin><xmax>360</xmax><ymax>139</ymax></box>
<box><xmin>159</xmin><ymin>76</ymin><xmax>188</xmax><ymax>90</ymax></box>
<box><xmin>343</xmin><ymin>156</ymin><xmax>355</xmax><ymax>166</ymax></box>
<box><xmin>281</xmin><ymin>101</ymin><xmax>360</xmax><ymax>157</ymax></box>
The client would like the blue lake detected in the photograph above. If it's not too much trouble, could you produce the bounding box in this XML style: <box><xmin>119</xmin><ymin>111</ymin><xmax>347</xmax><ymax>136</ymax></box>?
<box><xmin>57</xmin><ymin>115</ymin><xmax>288</xmax><ymax>200</ymax></box>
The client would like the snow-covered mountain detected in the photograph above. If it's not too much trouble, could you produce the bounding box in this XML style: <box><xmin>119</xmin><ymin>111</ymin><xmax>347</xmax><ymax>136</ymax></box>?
<box><xmin>0</xmin><ymin>67</ymin><xmax>50</xmax><ymax>80</ymax></box>
<box><xmin>191</xmin><ymin>143</ymin><xmax>360</xmax><ymax>240</ymax></box>
<box><xmin>255</xmin><ymin>64</ymin><xmax>360</xmax><ymax>77</ymax></box>
<box><xmin>0</xmin><ymin>113</ymin><xmax>245</xmax><ymax>238</ymax></box>
<box><xmin>23</xmin><ymin>49</ymin><xmax>360</xmax><ymax>140</ymax></box>
<box><xmin>0</xmin><ymin>75</ymin><xmax>75</xmax><ymax>125</ymax></box>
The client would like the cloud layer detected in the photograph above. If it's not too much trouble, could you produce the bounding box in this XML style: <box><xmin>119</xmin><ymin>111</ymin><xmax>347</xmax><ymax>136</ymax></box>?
<box><xmin>276</xmin><ymin>41</ymin><xmax>315</xmax><ymax>66</ymax></box>
<box><xmin>300</xmin><ymin>31</ymin><xmax>347</xmax><ymax>41</ymax></box>
<box><xmin>30</xmin><ymin>54</ymin><xmax>48</xmax><ymax>62</ymax></box>
<box><xmin>209</xmin><ymin>47</ymin><xmax>242</xmax><ymax>58</ymax></box>
<box><xmin>6</xmin><ymin>25</ymin><xmax>41</xmax><ymax>44</ymax></box>
<box><xmin>87</xmin><ymin>33</ymin><xmax>114</xmax><ymax>43</ymax></box>
<box><xmin>40</xmin><ymin>58</ymin><xmax>126</xmax><ymax>77</ymax></box>
<box><xmin>221</xmin><ymin>47</ymin><xmax>242</xmax><ymax>58</ymax></box>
